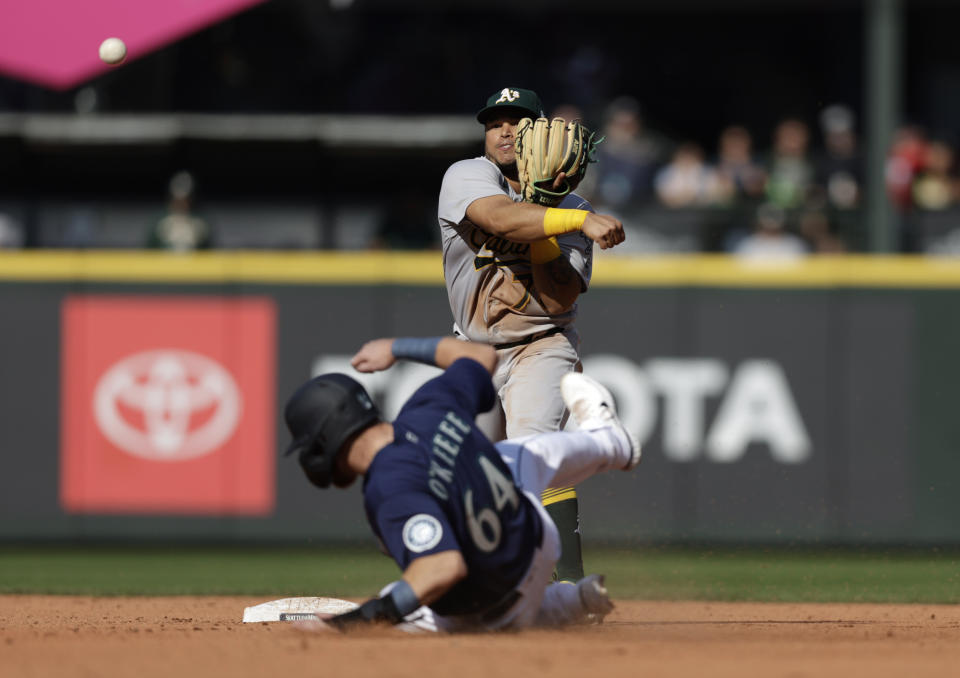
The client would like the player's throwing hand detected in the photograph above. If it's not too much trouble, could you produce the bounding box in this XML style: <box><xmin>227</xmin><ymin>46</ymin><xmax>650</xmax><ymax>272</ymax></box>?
<box><xmin>581</xmin><ymin>213</ymin><xmax>625</xmax><ymax>250</ymax></box>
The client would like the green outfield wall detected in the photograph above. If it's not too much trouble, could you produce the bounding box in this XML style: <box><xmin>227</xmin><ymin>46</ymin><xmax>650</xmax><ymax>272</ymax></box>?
<box><xmin>1</xmin><ymin>251</ymin><xmax>959</xmax><ymax>545</ymax></box>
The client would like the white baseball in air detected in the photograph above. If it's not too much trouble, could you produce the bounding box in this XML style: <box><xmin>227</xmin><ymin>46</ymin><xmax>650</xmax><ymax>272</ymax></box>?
<box><xmin>99</xmin><ymin>38</ymin><xmax>127</xmax><ymax>65</ymax></box>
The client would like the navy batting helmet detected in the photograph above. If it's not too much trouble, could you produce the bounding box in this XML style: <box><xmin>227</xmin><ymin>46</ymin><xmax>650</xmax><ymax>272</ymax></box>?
<box><xmin>283</xmin><ymin>374</ymin><xmax>381</xmax><ymax>489</ymax></box>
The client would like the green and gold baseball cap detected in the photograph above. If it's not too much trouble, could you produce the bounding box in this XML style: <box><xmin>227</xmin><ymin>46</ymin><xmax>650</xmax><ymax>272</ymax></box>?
<box><xmin>476</xmin><ymin>87</ymin><xmax>544</xmax><ymax>123</ymax></box>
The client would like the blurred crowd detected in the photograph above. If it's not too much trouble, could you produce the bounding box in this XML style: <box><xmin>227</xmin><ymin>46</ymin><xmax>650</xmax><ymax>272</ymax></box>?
<box><xmin>568</xmin><ymin>97</ymin><xmax>860</xmax><ymax>256</ymax></box>
<box><xmin>3</xmin><ymin>97</ymin><xmax>960</xmax><ymax>255</ymax></box>
<box><xmin>553</xmin><ymin>97</ymin><xmax>960</xmax><ymax>257</ymax></box>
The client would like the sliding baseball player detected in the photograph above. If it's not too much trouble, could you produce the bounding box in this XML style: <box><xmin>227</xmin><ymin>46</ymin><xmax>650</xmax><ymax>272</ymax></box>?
<box><xmin>436</xmin><ymin>86</ymin><xmax>625</xmax><ymax>582</ymax></box>
<box><xmin>283</xmin><ymin>335</ymin><xmax>640</xmax><ymax>631</ymax></box>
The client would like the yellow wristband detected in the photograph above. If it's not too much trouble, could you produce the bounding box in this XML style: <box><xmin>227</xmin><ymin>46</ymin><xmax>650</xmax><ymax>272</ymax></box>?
<box><xmin>543</xmin><ymin>208</ymin><xmax>588</xmax><ymax>237</ymax></box>
<box><xmin>529</xmin><ymin>237</ymin><xmax>562</xmax><ymax>264</ymax></box>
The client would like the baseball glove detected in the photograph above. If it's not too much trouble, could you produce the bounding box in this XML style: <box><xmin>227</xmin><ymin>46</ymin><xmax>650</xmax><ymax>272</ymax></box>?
<box><xmin>515</xmin><ymin>117</ymin><xmax>601</xmax><ymax>206</ymax></box>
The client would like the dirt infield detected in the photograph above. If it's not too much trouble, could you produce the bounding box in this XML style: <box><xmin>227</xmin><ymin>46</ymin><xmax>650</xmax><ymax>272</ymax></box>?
<box><xmin>2</xmin><ymin>596</ymin><xmax>959</xmax><ymax>678</ymax></box>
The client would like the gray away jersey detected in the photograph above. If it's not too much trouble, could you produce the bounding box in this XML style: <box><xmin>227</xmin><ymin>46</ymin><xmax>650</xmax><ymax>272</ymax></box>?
<box><xmin>437</xmin><ymin>156</ymin><xmax>594</xmax><ymax>345</ymax></box>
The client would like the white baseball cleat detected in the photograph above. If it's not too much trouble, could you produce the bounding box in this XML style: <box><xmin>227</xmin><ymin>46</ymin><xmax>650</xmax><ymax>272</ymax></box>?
<box><xmin>561</xmin><ymin>372</ymin><xmax>641</xmax><ymax>469</ymax></box>
<box><xmin>577</xmin><ymin>574</ymin><xmax>614</xmax><ymax>621</ymax></box>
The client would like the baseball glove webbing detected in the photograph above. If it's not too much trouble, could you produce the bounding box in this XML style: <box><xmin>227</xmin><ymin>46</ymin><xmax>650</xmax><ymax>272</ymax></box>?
<box><xmin>515</xmin><ymin>117</ymin><xmax>602</xmax><ymax>207</ymax></box>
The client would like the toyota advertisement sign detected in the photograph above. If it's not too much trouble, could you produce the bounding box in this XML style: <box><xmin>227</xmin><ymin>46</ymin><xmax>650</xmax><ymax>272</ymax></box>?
<box><xmin>0</xmin><ymin>254</ymin><xmax>957</xmax><ymax>544</ymax></box>
<box><xmin>59</xmin><ymin>296</ymin><xmax>275</xmax><ymax>515</ymax></box>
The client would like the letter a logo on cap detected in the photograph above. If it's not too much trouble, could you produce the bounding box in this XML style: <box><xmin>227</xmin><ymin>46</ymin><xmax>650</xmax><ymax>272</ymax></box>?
<box><xmin>495</xmin><ymin>88</ymin><xmax>520</xmax><ymax>104</ymax></box>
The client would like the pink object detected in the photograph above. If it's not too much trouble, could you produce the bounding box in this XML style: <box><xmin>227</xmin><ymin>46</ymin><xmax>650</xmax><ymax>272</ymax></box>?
<box><xmin>60</xmin><ymin>295</ymin><xmax>277</xmax><ymax>515</ymax></box>
<box><xmin>1</xmin><ymin>0</ymin><xmax>267</xmax><ymax>90</ymax></box>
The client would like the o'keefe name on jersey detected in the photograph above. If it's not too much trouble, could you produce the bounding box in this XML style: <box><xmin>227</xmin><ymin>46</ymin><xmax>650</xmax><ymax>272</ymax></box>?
<box><xmin>428</xmin><ymin>411</ymin><xmax>472</xmax><ymax>501</ymax></box>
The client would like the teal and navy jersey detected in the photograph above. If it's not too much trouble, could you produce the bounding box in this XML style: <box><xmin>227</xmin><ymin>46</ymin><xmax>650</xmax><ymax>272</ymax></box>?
<box><xmin>362</xmin><ymin>357</ymin><xmax>542</xmax><ymax>617</ymax></box>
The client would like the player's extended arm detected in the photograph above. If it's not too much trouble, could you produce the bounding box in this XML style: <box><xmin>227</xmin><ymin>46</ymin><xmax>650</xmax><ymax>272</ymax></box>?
<box><xmin>400</xmin><ymin>549</ymin><xmax>468</xmax><ymax>606</ymax></box>
<box><xmin>466</xmin><ymin>194</ymin><xmax>626</xmax><ymax>250</ymax></box>
<box><xmin>466</xmin><ymin>195</ymin><xmax>556</xmax><ymax>242</ymax></box>
<box><xmin>325</xmin><ymin>550</ymin><xmax>466</xmax><ymax>631</ymax></box>
<box><xmin>351</xmin><ymin>336</ymin><xmax>497</xmax><ymax>374</ymax></box>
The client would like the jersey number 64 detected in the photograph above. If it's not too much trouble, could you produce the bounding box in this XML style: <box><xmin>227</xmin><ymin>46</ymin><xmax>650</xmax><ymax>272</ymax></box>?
<box><xmin>464</xmin><ymin>457</ymin><xmax>520</xmax><ymax>553</ymax></box>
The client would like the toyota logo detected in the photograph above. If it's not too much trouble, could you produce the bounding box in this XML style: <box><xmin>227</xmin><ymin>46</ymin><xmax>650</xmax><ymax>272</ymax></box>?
<box><xmin>93</xmin><ymin>350</ymin><xmax>242</xmax><ymax>461</ymax></box>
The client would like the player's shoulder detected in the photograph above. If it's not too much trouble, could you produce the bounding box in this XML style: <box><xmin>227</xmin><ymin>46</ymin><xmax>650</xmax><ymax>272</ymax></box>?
<box><xmin>364</xmin><ymin>435</ymin><xmax>423</xmax><ymax>493</ymax></box>
<box><xmin>559</xmin><ymin>192</ymin><xmax>595</xmax><ymax>213</ymax></box>
<box><xmin>415</xmin><ymin>357</ymin><xmax>490</xmax><ymax>398</ymax></box>
<box><xmin>401</xmin><ymin>357</ymin><xmax>495</xmax><ymax>418</ymax></box>
<box><xmin>447</xmin><ymin>356</ymin><xmax>493</xmax><ymax>382</ymax></box>
<box><xmin>443</xmin><ymin>156</ymin><xmax>500</xmax><ymax>182</ymax></box>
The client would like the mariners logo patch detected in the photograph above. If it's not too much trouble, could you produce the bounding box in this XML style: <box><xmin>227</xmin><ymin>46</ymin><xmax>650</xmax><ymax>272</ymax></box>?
<box><xmin>402</xmin><ymin>514</ymin><xmax>443</xmax><ymax>553</ymax></box>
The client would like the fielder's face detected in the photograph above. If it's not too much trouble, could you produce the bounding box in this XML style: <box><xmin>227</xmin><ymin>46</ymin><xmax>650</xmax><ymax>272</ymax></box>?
<box><xmin>484</xmin><ymin>115</ymin><xmax>522</xmax><ymax>169</ymax></box>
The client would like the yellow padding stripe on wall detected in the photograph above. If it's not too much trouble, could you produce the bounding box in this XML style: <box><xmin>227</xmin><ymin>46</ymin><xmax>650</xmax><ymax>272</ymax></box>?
<box><xmin>5</xmin><ymin>252</ymin><xmax>960</xmax><ymax>287</ymax></box>
<box><xmin>594</xmin><ymin>254</ymin><xmax>960</xmax><ymax>287</ymax></box>
<box><xmin>0</xmin><ymin>251</ymin><xmax>444</xmax><ymax>284</ymax></box>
